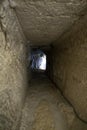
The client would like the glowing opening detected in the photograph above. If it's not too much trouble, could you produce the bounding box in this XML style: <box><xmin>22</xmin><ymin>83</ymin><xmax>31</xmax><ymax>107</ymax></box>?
<box><xmin>30</xmin><ymin>50</ymin><xmax>47</xmax><ymax>71</ymax></box>
<box><xmin>38</xmin><ymin>54</ymin><xmax>46</xmax><ymax>70</ymax></box>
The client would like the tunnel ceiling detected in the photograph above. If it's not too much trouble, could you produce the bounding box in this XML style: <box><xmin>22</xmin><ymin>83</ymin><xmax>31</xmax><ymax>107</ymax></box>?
<box><xmin>14</xmin><ymin>0</ymin><xmax>87</xmax><ymax>45</ymax></box>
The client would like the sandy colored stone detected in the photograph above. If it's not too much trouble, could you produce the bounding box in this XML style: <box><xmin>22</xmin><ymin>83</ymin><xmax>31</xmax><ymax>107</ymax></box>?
<box><xmin>0</xmin><ymin>0</ymin><xmax>87</xmax><ymax>129</ymax></box>
<box><xmin>52</xmin><ymin>14</ymin><xmax>87</xmax><ymax>122</ymax></box>
<box><xmin>15</xmin><ymin>0</ymin><xmax>87</xmax><ymax>45</ymax></box>
<box><xmin>19</xmin><ymin>76</ymin><xmax>87</xmax><ymax>130</ymax></box>
<box><xmin>33</xmin><ymin>100</ymin><xmax>55</xmax><ymax>130</ymax></box>
<box><xmin>0</xmin><ymin>0</ymin><xmax>27</xmax><ymax>129</ymax></box>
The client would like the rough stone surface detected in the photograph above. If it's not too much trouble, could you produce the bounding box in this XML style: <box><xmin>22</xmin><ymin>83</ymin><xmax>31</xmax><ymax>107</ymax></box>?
<box><xmin>0</xmin><ymin>0</ymin><xmax>87</xmax><ymax>129</ymax></box>
<box><xmin>52</xmin><ymin>14</ymin><xmax>87</xmax><ymax>122</ymax></box>
<box><xmin>15</xmin><ymin>0</ymin><xmax>87</xmax><ymax>45</ymax></box>
<box><xmin>19</xmin><ymin>75</ymin><xmax>87</xmax><ymax>130</ymax></box>
<box><xmin>0</xmin><ymin>0</ymin><xmax>27</xmax><ymax>129</ymax></box>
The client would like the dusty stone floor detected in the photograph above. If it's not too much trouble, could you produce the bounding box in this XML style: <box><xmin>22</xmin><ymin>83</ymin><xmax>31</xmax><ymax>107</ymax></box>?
<box><xmin>19</xmin><ymin>73</ymin><xmax>87</xmax><ymax>130</ymax></box>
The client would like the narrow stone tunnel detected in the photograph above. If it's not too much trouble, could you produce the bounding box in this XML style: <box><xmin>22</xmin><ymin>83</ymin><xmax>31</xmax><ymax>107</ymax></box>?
<box><xmin>0</xmin><ymin>0</ymin><xmax>87</xmax><ymax>130</ymax></box>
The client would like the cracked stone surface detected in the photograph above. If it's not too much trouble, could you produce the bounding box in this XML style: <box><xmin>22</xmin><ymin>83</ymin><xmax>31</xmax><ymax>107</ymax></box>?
<box><xmin>15</xmin><ymin>0</ymin><xmax>87</xmax><ymax>45</ymax></box>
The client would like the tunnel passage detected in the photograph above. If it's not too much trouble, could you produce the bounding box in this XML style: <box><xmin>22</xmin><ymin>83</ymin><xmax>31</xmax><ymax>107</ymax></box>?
<box><xmin>27</xmin><ymin>45</ymin><xmax>53</xmax><ymax>80</ymax></box>
<box><xmin>0</xmin><ymin>0</ymin><xmax>87</xmax><ymax>130</ymax></box>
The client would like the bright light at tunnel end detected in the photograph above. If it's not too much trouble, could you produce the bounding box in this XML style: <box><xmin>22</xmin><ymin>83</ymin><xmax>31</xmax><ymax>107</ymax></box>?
<box><xmin>39</xmin><ymin>55</ymin><xmax>46</xmax><ymax>70</ymax></box>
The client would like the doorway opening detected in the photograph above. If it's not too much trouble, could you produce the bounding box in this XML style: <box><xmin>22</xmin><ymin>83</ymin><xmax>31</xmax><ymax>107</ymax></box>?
<box><xmin>30</xmin><ymin>48</ymin><xmax>47</xmax><ymax>72</ymax></box>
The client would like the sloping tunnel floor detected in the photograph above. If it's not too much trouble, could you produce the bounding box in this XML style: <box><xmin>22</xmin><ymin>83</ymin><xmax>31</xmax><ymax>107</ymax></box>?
<box><xmin>19</xmin><ymin>73</ymin><xmax>87</xmax><ymax>130</ymax></box>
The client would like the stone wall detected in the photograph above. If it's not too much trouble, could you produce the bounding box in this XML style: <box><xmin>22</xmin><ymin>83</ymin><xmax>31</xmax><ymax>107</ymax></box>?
<box><xmin>15</xmin><ymin>0</ymin><xmax>87</xmax><ymax>45</ymax></box>
<box><xmin>0</xmin><ymin>0</ymin><xmax>27</xmax><ymax>129</ymax></box>
<box><xmin>52</xmin><ymin>14</ymin><xmax>87</xmax><ymax>122</ymax></box>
